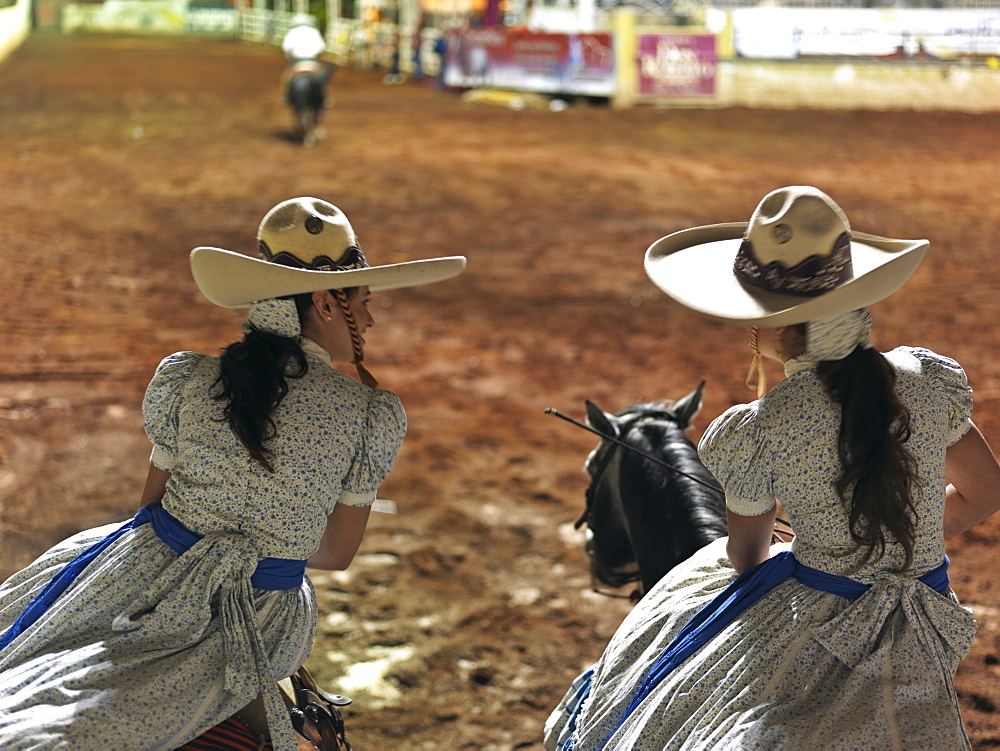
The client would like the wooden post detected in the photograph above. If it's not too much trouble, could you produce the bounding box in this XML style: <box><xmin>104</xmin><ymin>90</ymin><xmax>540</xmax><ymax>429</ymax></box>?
<box><xmin>611</xmin><ymin>8</ymin><xmax>636</xmax><ymax>110</ymax></box>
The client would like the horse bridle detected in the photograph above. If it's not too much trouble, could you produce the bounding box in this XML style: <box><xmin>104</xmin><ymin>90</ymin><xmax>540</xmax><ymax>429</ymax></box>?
<box><xmin>549</xmin><ymin>407</ymin><xmax>720</xmax><ymax>598</ymax></box>
<box><xmin>546</xmin><ymin>407</ymin><xmax>795</xmax><ymax>529</ymax></box>
<box><xmin>579</xmin><ymin>416</ymin><xmax>644</xmax><ymax>597</ymax></box>
<box><xmin>545</xmin><ymin>408</ymin><xmax>725</xmax><ymax>502</ymax></box>
<box><xmin>547</xmin><ymin>407</ymin><xmax>794</xmax><ymax>598</ymax></box>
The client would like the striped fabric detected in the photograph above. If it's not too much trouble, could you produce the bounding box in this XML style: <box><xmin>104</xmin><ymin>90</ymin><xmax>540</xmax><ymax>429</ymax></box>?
<box><xmin>177</xmin><ymin>718</ymin><xmax>268</xmax><ymax>750</ymax></box>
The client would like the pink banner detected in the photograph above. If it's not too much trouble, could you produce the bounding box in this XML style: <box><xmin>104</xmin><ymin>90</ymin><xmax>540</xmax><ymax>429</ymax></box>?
<box><xmin>637</xmin><ymin>34</ymin><xmax>717</xmax><ymax>99</ymax></box>
<box><xmin>444</xmin><ymin>28</ymin><xmax>615</xmax><ymax>97</ymax></box>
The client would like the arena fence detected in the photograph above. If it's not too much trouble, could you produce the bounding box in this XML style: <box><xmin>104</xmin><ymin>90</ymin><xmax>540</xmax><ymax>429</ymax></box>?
<box><xmin>235</xmin><ymin>7</ymin><xmax>291</xmax><ymax>43</ymax></box>
<box><xmin>231</xmin><ymin>12</ymin><xmax>402</xmax><ymax>69</ymax></box>
<box><xmin>443</xmin><ymin>8</ymin><xmax>1000</xmax><ymax>111</ymax></box>
<box><xmin>48</xmin><ymin>3</ymin><xmax>1000</xmax><ymax>112</ymax></box>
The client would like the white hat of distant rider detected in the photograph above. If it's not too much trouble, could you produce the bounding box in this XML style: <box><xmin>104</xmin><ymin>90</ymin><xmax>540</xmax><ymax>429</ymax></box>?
<box><xmin>643</xmin><ymin>186</ymin><xmax>928</xmax><ymax>327</ymax></box>
<box><xmin>289</xmin><ymin>13</ymin><xmax>317</xmax><ymax>27</ymax></box>
<box><xmin>190</xmin><ymin>197</ymin><xmax>467</xmax><ymax>308</ymax></box>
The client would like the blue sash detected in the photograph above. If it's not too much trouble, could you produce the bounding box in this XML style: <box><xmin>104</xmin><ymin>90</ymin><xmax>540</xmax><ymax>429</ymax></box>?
<box><xmin>619</xmin><ymin>551</ymin><xmax>950</xmax><ymax>726</ymax></box>
<box><xmin>0</xmin><ymin>502</ymin><xmax>306</xmax><ymax>651</ymax></box>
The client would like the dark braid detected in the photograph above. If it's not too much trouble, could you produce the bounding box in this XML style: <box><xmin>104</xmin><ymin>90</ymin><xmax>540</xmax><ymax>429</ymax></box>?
<box><xmin>817</xmin><ymin>346</ymin><xmax>919</xmax><ymax>571</ymax></box>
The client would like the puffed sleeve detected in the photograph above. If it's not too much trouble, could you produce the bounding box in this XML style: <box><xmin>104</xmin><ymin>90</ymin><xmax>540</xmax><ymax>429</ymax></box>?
<box><xmin>698</xmin><ymin>402</ymin><xmax>775</xmax><ymax>516</ymax></box>
<box><xmin>338</xmin><ymin>389</ymin><xmax>407</xmax><ymax>507</ymax></box>
<box><xmin>911</xmin><ymin>347</ymin><xmax>973</xmax><ymax>446</ymax></box>
<box><xmin>142</xmin><ymin>352</ymin><xmax>202</xmax><ymax>472</ymax></box>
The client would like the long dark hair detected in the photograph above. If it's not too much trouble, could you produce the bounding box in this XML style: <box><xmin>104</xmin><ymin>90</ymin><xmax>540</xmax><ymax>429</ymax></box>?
<box><xmin>213</xmin><ymin>310</ymin><xmax>308</xmax><ymax>472</ymax></box>
<box><xmin>816</xmin><ymin>345</ymin><xmax>919</xmax><ymax>571</ymax></box>
<box><xmin>213</xmin><ymin>286</ymin><xmax>361</xmax><ymax>471</ymax></box>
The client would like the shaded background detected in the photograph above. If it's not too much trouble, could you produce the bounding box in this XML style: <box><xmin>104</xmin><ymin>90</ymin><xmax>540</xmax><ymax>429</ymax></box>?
<box><xmin>2</xmin><ymin>33</ymin><xmax>999</xmax><ymax>749</ymax></box>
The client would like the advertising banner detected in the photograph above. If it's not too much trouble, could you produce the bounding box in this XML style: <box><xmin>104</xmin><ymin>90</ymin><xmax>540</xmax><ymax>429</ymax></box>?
<box><xmin>186</xmin><ymin>5</ymin><xmax>235</xmax><ymax>34</ymax></box>
<box><xmin>444</xmin><ymin>28</ymin><xmax>615</xmax><ymax>97</ymax></box>
<box><xmin>637</xmin><ymin>34</ymin><xmax>716</xmax><ymax>99</ymax></box>
<box><xmin>732</xmin><ymin>8</ymin><xmax>1000</xmax><ymax>60</ymax></box>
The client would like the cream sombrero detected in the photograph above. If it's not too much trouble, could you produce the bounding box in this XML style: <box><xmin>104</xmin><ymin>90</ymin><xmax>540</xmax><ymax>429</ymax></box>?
<box><xmin>644</xmin><ymin>186</ymin><xmax>928</xmax><ymax>327</ymax></box>
<box><xmin>191</xmin><ymin>197</ymin><xmax>466</xmax><ymax>308</ymax></box>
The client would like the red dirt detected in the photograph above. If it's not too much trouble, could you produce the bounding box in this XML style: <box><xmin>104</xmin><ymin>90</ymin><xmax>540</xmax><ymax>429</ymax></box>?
<box><xmin>2</xmin><ymin>33</ymin><xmax>999</xmax><ymax>749</ymax></box>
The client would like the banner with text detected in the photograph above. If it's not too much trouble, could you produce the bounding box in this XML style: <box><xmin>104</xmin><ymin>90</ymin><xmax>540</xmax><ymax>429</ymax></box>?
<box><xmin>637</xmin><ymin>34</ymin><xmax>717</xmax><ymax>99</ymax></box>
<box><xmin>444</xmin><ymin>28</ymin><xmax>616</xmax><ymax>97</ymax></box>
<box><xmin>732</xmin><ymin>8</ymin><xmax>1000</xmax><ymax>60</ymax></box>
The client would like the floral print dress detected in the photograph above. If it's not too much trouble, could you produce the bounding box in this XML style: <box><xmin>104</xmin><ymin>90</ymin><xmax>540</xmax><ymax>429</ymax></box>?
<box><xmin>0</xmin><ymin>338</ymin><xmax>406</xmax><ymax>750</ymax></box>
<box><xmin>545</xmin><ymin>347</ymin><xmax>978</xmax><ymax>750</ymax></box>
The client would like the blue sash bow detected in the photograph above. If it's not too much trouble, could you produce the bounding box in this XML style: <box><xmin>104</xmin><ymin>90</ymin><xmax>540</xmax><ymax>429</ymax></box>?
<box><xmin>620</xmin><ymin>551</ymin><xmax>950</xmax><ymax>725</ymax></box>
<box><xmin>0</xmin><ymin>502</ymin><xmax>306</xmax><ymax>651</ymax></box>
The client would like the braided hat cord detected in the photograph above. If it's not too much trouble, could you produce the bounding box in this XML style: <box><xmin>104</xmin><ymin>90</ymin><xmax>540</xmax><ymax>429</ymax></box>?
<box><xmin>745</xmin><ymin>325</ymin><xmax>767</xmax><ymax>399</ymax></box>
<box><xmin>333</xmin><ymin>289</ymin><xmax>378</xmax><ymax>389</ymax></box>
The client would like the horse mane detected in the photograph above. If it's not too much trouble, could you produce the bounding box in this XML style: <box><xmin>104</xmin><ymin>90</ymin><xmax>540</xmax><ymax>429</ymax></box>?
<box><xmin>582</xmin><ymin>389</ymin><xmax>728</xmax><ymax>595</ymax></box>
<box><xmin>625</xmin><ymin>408</ymin><xmax>727</xmax><ymax>540</ymax></box>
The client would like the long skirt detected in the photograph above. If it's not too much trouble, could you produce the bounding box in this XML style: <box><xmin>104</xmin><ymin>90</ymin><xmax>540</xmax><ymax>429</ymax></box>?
<box><xmin>0</xmin><ymin>522</ymin><xmax>315</xmax><ymax>750</ymax></box>
<box><xmin>545</xmin><ymin>538</ymin><xmax>977</xmax><ymax>751</ymax></box>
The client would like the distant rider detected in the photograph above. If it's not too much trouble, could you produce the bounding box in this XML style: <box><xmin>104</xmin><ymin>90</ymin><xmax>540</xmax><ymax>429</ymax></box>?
<box><xmin>281</xmin><ymin>14</ymin><xmax>334</xmax><ymax>118</ymax></box>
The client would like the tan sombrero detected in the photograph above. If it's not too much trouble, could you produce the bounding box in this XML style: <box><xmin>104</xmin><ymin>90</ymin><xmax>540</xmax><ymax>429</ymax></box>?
<box><xmin>644</xmin><ymin>186</ymin><xmax>928</xmax><ymax>327</ymax></box>
<box><xmin>191</xmin><ymin>197</ymin><xmax>466</xmax><ymax>308</ymax></box>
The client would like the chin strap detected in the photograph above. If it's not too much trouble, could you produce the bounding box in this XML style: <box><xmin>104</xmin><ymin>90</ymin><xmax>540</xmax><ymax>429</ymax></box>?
<box><xmin>333</xmin><ymin>289</ymin><xmax>378</xmax><ymax>389</ymax></box>
<box><xmin>745</xmin><ymin>325</ymin><xmax>766</xmax><ymax>399</ymax></box>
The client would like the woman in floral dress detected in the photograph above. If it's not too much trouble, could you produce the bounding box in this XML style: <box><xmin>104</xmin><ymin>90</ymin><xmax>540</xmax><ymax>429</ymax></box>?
<box><xmin>546</xmin><ymin>186</ymin><xmax>1000</xmax><ymax>750</ymax></box>
<box><xmin>0</xmin><ymin>197</ymin><xmax>465</xmax><ymax>750</ymax></box>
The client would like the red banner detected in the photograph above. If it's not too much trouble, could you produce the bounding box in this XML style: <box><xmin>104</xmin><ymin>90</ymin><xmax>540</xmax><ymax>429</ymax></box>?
<box><xmin>444</xmin><ymin>28</ymin><xmax>616</xmax><ymax>97</ymax></box>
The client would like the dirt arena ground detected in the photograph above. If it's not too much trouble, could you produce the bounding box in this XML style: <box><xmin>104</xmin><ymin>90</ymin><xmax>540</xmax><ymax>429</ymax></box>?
<box><xmin>2</xmin><ymin>33</ymin><xmax>1000</xmax><ymax>749</ymax></box>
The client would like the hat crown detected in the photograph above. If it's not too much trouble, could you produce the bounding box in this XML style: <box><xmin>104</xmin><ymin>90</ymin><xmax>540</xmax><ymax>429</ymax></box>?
<box><xmin>734</xmin><ymin>186</ymin><xmax>854</xmax><ymax>298</ymax></box>
<box><xmin>257</xmin><ymin>197</ymin><xmax>367</xmax><ymax>272</ymax></box>
<box><xmin>746</xmin><ymin>186</ymin><xmax>851</xmax><ymax>267</ymax></box>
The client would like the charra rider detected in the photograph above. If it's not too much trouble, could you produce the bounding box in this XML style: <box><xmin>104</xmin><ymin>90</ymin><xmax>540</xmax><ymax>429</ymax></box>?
<box><xmin>281</xmin><ymin>14</ymin><xmax>334</xmax><ymax>145</ymax></box>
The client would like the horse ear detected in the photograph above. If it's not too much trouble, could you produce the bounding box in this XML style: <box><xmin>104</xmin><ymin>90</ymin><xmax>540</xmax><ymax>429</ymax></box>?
<box><xmin>671</xmin><ymin>380</ymin><xmax>706</xmax><ymax>429</ymax></box>
<box><xmin>585</xmin><ymin>400</ymin><xmax>619</xmax><ymax>439</ymax></box>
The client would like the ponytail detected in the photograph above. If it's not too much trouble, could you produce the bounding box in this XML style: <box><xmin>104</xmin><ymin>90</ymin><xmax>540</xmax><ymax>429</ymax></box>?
<box><xmin>817</xmin><ymin>347</ymin><xmax>919</xmax><ymax>571</ymax></box>
<box><xmin>213</xmin><ymin>328</ymin><xmax>308</xmax><ymax>472</ymax></box>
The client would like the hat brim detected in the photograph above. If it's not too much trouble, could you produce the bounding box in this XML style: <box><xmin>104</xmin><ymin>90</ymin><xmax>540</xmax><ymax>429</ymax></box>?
<box><xmin>191</xmin><ymin>247</ymin><xmax>467</xmax><ymax>308</ymax></box>
<box><xmin>644</xmin><ymin>223</ymin><xmax>928</xmax><ymax>327</ymax></box>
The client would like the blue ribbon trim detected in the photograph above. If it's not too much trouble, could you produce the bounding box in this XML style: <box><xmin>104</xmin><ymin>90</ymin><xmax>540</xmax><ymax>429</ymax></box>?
<box><xmin>556</xmin><ymin>667</ymin><xmax>594</xmax><ymax>751</ymax></box>
<box><xmin>0</xmin><ymin>502</ymin><xmax>306</xmax><ymax>651</ymax></box>
<box><xmin>619</xmin><ymin>551</ymin><xmax>950</xmax><ymax>728</ymax></box>
<box><xmin>0</xmin><ymin>516</ymin><xmax>139</xmax><ymax>651</ymax></box>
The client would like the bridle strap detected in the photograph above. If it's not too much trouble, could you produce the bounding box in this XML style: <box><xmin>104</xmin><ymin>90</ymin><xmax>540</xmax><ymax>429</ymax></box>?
<box><xmin>545</xmin><ymin>408</ymin><xmax>723</xmax><ymax>493</ymax></box>
<box><xmin>547</xmin><ymin>406</ymin><xmax>793</xmax><ymax>533</ymax></box>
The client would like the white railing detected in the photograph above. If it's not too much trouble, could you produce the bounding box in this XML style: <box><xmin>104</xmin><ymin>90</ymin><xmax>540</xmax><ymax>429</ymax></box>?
<box><xmin>233</xmin><ymin>12</ymin><xmax>399</xmax><ymax>67</ymax></box>
<box><xmin>326</xmin><ymin>18</ymin><xmax>362</xmax><ymax>63</ymax></box>
<box><xmin>235</xmin><ymin>7</ymin><xmax>296</xmax><ymax>43</ymax></box>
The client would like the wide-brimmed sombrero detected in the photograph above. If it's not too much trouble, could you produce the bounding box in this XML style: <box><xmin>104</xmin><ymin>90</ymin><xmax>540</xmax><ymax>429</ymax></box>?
<box><xmin>644</xmin><ymin>186</ymin><xmax>928</xmax><ymax>327</ymax></box>
<box><xmin>191</xmin><ymin>197</ymin><xmax>466</xmax><ymax>308</ymax></box>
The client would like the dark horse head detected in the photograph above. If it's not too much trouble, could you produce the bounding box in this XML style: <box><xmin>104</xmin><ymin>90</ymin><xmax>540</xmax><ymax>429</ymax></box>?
<box><xmin>579</xmin><ymin>381</ymin><xmax>727</xmax><ymax>597</ymax></box>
